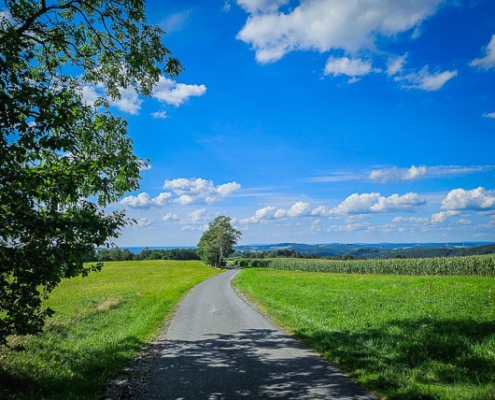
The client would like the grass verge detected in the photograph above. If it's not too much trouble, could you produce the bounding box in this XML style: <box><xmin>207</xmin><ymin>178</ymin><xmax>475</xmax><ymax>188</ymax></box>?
<box><xmin>0</xmin><ymin>260</ymin><xmax>220</xmax><ymax>399</ymax></box>
<box><xmin>234</xmin><ymin>268</ymin><xmax>495</xmax><ymax>399</ymax></box>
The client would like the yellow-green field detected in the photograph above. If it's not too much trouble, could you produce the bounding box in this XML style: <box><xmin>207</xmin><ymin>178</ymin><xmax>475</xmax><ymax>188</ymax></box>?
<box><xmin>0</xmin><ymin>260</ymin><xmax>220</xmax><ymax>399</ymax></box>
<box><xmin>234</xmin><ymin>268</ymin><xmax>495</xmax><ymax>399</ymax></box>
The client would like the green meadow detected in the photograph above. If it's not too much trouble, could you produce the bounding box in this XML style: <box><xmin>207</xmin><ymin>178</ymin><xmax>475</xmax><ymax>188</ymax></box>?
<box><xmin>0</xmin><ymin>260</ymin><xmax>220</xmax><ymax>399</ymax></box>
<box><xmin>2</xmin><ymin>258</ymin><xmax>494</xmax><ymax>399</ymax></box>
<box><xmin>234</xmin><ymin>268</ymin><xmax>495</xmax><ymax>399</ymax></box>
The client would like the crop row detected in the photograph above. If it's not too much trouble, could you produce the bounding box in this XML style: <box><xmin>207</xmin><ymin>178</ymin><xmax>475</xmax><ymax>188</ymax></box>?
<box><xmin>231</xmin><ymin>255</ymin><xmax>495</xmax><ymax>276</ymax></box>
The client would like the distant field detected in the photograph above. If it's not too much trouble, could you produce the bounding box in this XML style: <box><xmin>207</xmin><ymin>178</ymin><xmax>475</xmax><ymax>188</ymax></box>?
<box><xmin>234</xmin><ymin>268</ymin><xmax>495</xmax><ymax>399</ymax></box>
<box><xmin>0</xmin><ymin>260</ymin><xmax>220</xmax><ymax>400</ymax></box>
<box><xmin>232</xmin><ymin>254</ymin><xmax>495</xmax><ymax>276</ymax></box>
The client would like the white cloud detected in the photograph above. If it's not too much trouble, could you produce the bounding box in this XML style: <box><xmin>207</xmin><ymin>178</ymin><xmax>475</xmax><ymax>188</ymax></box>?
<box><xmin>152</xmin><ymin>192</ymin><xmax>173</xmax><ymax>206</ymax></box>
<box><xmin>311</xmin><ymin>205</ymin><xmax>330</xmax><ymax>217</ymax></box>
<box><xmin>81</xmin><ymin>83</ymin><xmax>143</xmax><ymax>114</ymax></box>
<box><xmin>188</xmin><ymin>208</ymin><xmax>208</xmax><ymax>224</ymax></box>
<box><xmin>427</xmin><ymin>165</ymin><xmax>495</xmax><ymax>177</ymax></box>
<box><xmin>162</xmin><ymin>213</ymin><xmax>179</xmax><ymax>222</ymax></box>
<box><xmin>441</xmin><ymin>187</ymin><xmax>495</xmax><ymax>211</ymax></box>
<box><xmin>400</xmin><ymin>67</ymin><xmax>458</xmax><ymax>91</ymax></box>
<box><xmin>392</xmin><ymin>216</ymin><xmax>429</xmax><ymax>223</ymax></box>
<box><xmin>387</xmin><ymin>54</ymin><xmax>407</xmax><ymax>76</ymax></box>
<box><xmin>370</xmin><ymin>193</ymin><xmax>426</xmax><ymax>213</ymax></box>
<box><xmin>431</xmin><ymin>210</ymin><xmax>461</xmax><ymax>224</ymax></box>
<box><xmin>309</xmin><ymin>171</ymin><xmax>364</xmax><ymax>183</ymax></box>
<box><xmin>134</xmin><ymin>218</ymin><xmax>153</xmax><ymax>228</ymax></box>
<box><xmin>153</xmin><ymin>76</ymin><xmax>207</xmax><ymax>106</ymax></box>
<box><xmin>313</xmin><ymin>165</ymin><xmax>494</xmax><ymax>185</ymax></box>
<box><xmin>81</xmin><ymin>85</ymin><xmax>101</xmax><ymax>107</ymax></box>
<box><xmin>151</xmin><ymin>110</ymin><xmax>168</xmax><ymax>119</ymax></box>
<box><xmin>237</xmin><ymin>0</ymin><xmax>444</xmax><ymax>64</ymax></box>
<box><xmin>240</xmin><ymin>205</ymin><xmax>277</xmax><ymax>223</ymax></box>
<box><xmin>310</xmin><ymin>219</ymin><xmax>321</xmax><ymax>231</ymax></box>
<box><xmin>330</xmin><ymin>193</ymin><xmax>382</xmax><ymax>215</ymax></box>
<box><xmin>241</xmin><ymin>201</ymin><xmax>311</xmax><ymax>223</ymax></box>
<box><xmin>163</xmin><ymin>178</ymin><xmax>241</xmax><ymax>204</ymax></box>
<box><xmin>368</xmin><ymin>165</ymin><xmax>427</xmax><ymax>183</ymax></box>
<box><xmin>403</xmin><ymin>165</ymin><xmax>427</xmax><ymax>180</ymax></box>
<box><xmin>470</xmin><ymin>34</ymin><xmax>495</xmax><ymax>70</ymax></box>
<box><xmin>120</xmin><ymin>193</ymin><xmax>153</xmax><ymax>208</ymax></box>
<box><xmin>274</xmin><ymin>201</ymin><xmax>311</xmax><ymax>218</ymax></box>
<box><xmin>0</xmin><ymin>10</ymin><xmax>12</xmax><ymax>25</ymax></box>
<box><xmin>324</xmin><ymin>57</ymin><xmax>373</xmax><ymax>77</ymax></box>
<box><xmin>120</xmin><ymin>192</ymin><xmax>172</xmax><ymax>208</ymax></box>
<box><xmin>237</xmin><ymin>0</ymin><xmax>288</xmax><ymax>13</ymax></box>
<box><xmin>483</xmin><ymin>111</ymin><xmax>495</xmax><ymax>118</ymax></box>
<box><xmin>159</xmin><ymin>10</ymin><xmax>191</xmax><ymax>33</ymax></box>
<box><xmin>110</xmin><ymin>87</ymin><xmax>142</xmax><ymax>115</ymax></box>
<box><xmin>314</xmin><ymin>192</ymin><xmax>426</xmax><ymax>216</ymax></box>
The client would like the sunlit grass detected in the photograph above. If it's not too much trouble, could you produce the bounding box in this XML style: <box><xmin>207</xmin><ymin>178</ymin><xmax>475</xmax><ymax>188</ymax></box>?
<box><xmin>0</xmin><ymin>260</ymin><xmax>220</xmax><ymax>399</ymax></box>
<box><xmin>234</xmin><ymin>269</ymin><xmax>495</xmax><ymax>399</ymax></box>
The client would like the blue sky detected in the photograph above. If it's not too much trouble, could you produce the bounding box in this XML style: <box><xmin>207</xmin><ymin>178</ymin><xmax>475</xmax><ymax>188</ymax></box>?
<box><xmin>103</xmin><ymin>0</ymin><xmax>494</xmax><ymax>246</ymax></box>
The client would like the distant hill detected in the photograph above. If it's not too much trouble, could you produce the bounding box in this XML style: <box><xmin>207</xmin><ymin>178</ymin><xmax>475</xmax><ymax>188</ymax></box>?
<box><xmin>234</xmin><ymin>242</ymin><xmax>495</xmax><ymax>259</ymax></box>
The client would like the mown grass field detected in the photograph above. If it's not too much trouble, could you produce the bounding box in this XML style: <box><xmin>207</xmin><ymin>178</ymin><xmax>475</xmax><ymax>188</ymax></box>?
<box><xmin>234</xmin><ymin>268</ymin><xmax>495</xmax><ymax>399</ymax></box>
<box><xmin>0</xmin><ymin>260</ymin><xmax>220</xmax><ymax>400</ymax></box>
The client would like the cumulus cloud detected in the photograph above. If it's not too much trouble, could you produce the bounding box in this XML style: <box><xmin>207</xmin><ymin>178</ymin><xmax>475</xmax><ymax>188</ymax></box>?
<box><xmin>80</xmin><ymin>84</ymin><xmax>143</xmax><ymax>114</ymax></box>
<box><xmin>153</xmin><ymin>76</ymin><xmax>207</xmax><ymax>106</ymax></box>
<box><xmin>398</xmin><ymin>67</ymin><xmax>458</xmax><ymax>91</ymax></box>
<box><xmin>368</xmin><ymin>165</ymin><xmax>427</xmax><ymax>183</ymax></box>
<box><xmin>120</xmin><ymin>178</ymin><xmax>241</xmax><ymax>208</ymax></box>
<box><xmin>110</xmin><ymin>87</ymin><xmax>142</xmax><ymax>115</ymax></box>
<box><xmin>188</xmin><ymin>208</ymin><xmax>208</xmax><ymax>224</ymax></box>
<box><xmin>330</xmin><ymin>193</ymin><xmax>383</xmax><ymax>215</ymax></box>
<box><xmin>120</xmin><ymin>192</ymin><xmax>172</xmax><ymax>208</ymax></box>
<box><xmin>152</xmin><ymin>192</ymin><xmax>173</xmax><ymax>206</ymax></box>
<box><xmin>241</xmin><ymin>201</ymin><xmax>311</xmax><ymax>223</ymax></box>
<box><xmin>370</xmin><ymin>193</ymin><xmax>426</xmax><ymax>213</ymax></box>
<box><xmin>431</xmin><ymin>210</ymin><xmax>461</xmax><ymax>224</ymax></box>
<box><xmin>274</xmin><ymin>201</ymin><xmax>311</xmax><ymax>218</ymax></box>
<box><xmin>81</xmin><ymin>85</ymin><xmax>101</xmax><ymax>107</ymax></box>
<box><xmin>441</xmin><ymin>187</ymin><xmax>495</xmax><ymax>211</ymax></box>
<box><xmin>470</xmin><ymin>34</ymin><xmax>495</xmax><ymax>70</ymax></box>
<box><xmin>237</xmin><ymin>0</ymin><xmax>443</xmax><ymax>64</ymax></box>
<box><xmin>163</xmin><ymin>178</ymin><xmax>241</xmax><ymax>205</ymax></box>
<box><xmin>240</xmin><ymin>205</ymin><xmax>277</xmax><ymax>223</ymax></box>
<box><xmin>324</xmin><ymin>57</ymin><xmax>373</xmax><ymax>77</ymax></box>
<box><xmin>120</xmin><ymin>193</ymin><xmax>152</xmax><ymax>208</ymax></box>
<box><xmin>313</xmin><ymin>192</ymin><xmax>426</xmax><ymax>216</ymax></box>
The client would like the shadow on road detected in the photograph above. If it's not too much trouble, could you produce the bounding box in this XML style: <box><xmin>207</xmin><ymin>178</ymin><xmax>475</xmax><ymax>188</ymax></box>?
<box><xmin>143</xmin><ymin>328</ymin><xmax>375</xmax><ymax>399</ymax></box>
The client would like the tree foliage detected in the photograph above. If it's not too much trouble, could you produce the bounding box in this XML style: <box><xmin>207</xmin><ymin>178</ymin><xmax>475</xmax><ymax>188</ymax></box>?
<box><xmin>0</xmin><ymin>0</ymin><xmax>182</xmax><ymax>343</ymax></box>
<box><xmin>197</xmin><ymin>216</ymin><xmax>242</xmax><ymax>268</ymax></box>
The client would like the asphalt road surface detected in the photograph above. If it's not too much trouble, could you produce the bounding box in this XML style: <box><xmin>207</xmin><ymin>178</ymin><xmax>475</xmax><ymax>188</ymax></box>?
<box><xmin>142</xmin><ymin>269</ymin><xmax>378</xmax><ymax>399</ymax></box>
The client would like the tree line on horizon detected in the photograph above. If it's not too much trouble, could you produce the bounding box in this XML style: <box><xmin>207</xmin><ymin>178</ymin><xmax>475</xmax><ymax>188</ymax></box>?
<box><xmin>87</xmin><ymin>247</ymin><xmax>201</xmax><ymax>262</ymax></box>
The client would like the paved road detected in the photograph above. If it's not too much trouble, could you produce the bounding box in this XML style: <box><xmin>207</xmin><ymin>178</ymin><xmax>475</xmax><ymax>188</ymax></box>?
<box><xmin>142</xmin><ymin>269</ymin><xmax>377</xmax><ymax>399</ymax></box>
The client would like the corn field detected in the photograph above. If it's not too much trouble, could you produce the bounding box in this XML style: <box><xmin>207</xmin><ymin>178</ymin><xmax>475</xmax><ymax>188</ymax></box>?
<box><xmin>231</xmin><ymin>255</ymin><xmax>495</xmax><ymax>276</ymax></box>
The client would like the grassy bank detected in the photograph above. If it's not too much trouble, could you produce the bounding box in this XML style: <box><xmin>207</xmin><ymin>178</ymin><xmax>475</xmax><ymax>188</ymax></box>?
<box><xmin>0</xmin><ymin>260</ymin><xmax>220</xmax><ymax>399</ymax></box>
<box><xmin>234</xmin><ymin>269</ymin><xmax>495</xmax><ymax>399</ymax></box>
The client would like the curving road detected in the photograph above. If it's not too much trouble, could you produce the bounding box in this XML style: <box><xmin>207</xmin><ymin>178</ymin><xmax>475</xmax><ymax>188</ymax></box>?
<box><xmin>142</xmin><ymin>269</ymin><xmax>377</xmax><ymax>399</ymax></box>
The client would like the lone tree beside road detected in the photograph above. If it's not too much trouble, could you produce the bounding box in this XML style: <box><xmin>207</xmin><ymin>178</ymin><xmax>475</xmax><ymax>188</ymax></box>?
<box><xmin>197</xmin><ymin>216</ymin><xmax>241</xmax><ymax>268</ymax></box>
<box><xmin>0</xmin><ymin>0</ymin><xmax>182</xmax><ymax>344</ymax></box>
